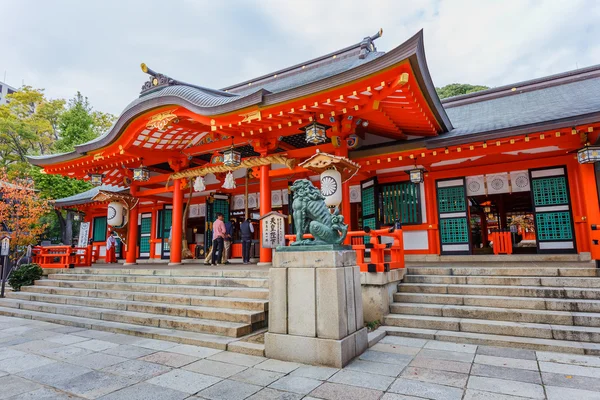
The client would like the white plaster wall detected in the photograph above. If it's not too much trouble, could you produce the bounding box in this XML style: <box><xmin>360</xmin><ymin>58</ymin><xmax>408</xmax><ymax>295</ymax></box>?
<box><xmin>403</xmin><ymin>230</ymin><xmax>429</xmax><ymax>250</ymax></box>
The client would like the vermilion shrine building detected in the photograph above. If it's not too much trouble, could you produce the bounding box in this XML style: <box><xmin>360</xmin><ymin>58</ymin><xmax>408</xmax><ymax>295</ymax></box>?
<box><xmin>31</xmin><ymin>30</ymin><xmax>600</xmax><ymax>265</ymax></box>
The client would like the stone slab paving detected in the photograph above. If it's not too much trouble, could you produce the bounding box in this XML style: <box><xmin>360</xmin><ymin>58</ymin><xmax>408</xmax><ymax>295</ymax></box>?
<box><xmin>3</xmin><ymin>317</ymin><xmax>600</xmax><ymax>399</ymax></box>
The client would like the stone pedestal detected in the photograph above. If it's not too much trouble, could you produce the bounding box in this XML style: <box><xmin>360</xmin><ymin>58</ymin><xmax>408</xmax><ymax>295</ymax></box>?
<box><xmin>265</xmin><ymin>249</ymin><xmax>368</xmax><ymax>368</ymax></box>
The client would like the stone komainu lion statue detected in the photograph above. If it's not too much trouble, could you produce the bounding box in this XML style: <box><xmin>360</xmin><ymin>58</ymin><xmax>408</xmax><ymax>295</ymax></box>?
<box><xmin>290</xmin><ymin>179</ymin><xmax>348</xmax><ymax>245</ymax></box>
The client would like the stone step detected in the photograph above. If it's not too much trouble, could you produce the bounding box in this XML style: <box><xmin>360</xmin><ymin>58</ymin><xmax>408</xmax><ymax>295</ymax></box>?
<box><xmin>0</xmin><ymin>306</ymin><xmax>236</xmax><ymax>350</ymax></box>
<box><xmin>48</xmin><ymin>268</ymin><xmax>270</xmax><ymax>278</ymax></box>
<box><xmin>33</xmin><ymin>280</ymin><xmax>269</xmax><ymax>299</ymax></box>
<box><xmin>394</xmin><ymin>292</ymin><xmax>600</xmax><ymax>312</ymax></box>
<box><xmin>389</xmin><ymin>302</ymin><xmax>600</xmax><ymax>326</ymax></box>
<box><xmin>398</xmin><ymin>283</ymin><xmax>600</xmax><ymax>299</ymax></box>
<box><xmin>0</xmin><ymin>298</ymin><xmax>253</xmax><ymax>337</ymax></box>
<box><xmin>47</xmin><ymin>273</ymin><xmax>269</xmax><ymax>288</ymax></box>
<box><xmin>383</xmin><ymin>314</ymin><xmax>600</xmax><ymax>343</ymax></box>
<box><xmin>404</xmin><ymin>275</ymin><xmax>600</xmax><ymax>287</ymax></box>
<box><xmin>21</xmin><ymin>285</ymin><xmax>268</xmax><ymax>311</ymax></box>
<box><xmin>6</xmin><ymin>291</ymin><xmax>264</xmax><ymax>324</ymax></box>
<box><xmin>379</xmin><ymin>326</ymin><xmax>600</xmax><ymax>355</ymax></box>
<box><xmin>406</xmin><ymin>267</ymin><xmax>600</xmax><ymax>277</ymax></box>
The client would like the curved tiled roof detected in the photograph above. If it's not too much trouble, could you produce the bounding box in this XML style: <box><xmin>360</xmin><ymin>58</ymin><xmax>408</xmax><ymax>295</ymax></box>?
<box><xmin>28</xmin><ymin>30</ymin><xmax>450</xmax><ymax>166</ymax></box>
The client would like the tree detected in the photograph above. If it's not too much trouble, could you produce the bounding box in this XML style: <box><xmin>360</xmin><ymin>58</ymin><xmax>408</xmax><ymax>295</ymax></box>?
<box><xmin>0</xmin><ymin>87</ymin><xmax>64</xmax><ymax>169</ymax></box>
<box><xmin>436</xmin><ymin>83</ymin><xmax>490</xmax><ymax>100</ymax></box>
<box><xmin>53</xmin><ymin>92</ymin><xmax>116</xmax><ymax>153</ymax></box>
<box><xmin>0</xmin><ymin>169</ymin><xmax>51</xmax><ymax>260</ymax></box>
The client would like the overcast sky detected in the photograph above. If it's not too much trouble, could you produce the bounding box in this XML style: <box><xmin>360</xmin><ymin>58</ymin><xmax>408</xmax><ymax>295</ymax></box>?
<box><xmin>2</xmin><ymin>0</ymin><xmax>599</xmax><ymax>115</ymax></box>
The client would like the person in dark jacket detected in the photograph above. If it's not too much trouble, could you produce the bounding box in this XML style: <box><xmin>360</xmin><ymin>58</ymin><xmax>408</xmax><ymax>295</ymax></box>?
<box><xmin>240</xmin><ymin>218</ymin><xmax>254</xmax><ymax>264</ymax></box>
<box><xmin>223</xmin><ymin>218</ymin><xmax>235</xmax><ymax>265</ymax></box>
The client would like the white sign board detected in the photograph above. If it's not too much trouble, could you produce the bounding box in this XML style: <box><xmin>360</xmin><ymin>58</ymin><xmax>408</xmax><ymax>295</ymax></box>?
<box><xmin>77</xmin><ymin>222</ymin><xmax>90</xmax><ymax>254</ymax></box>
<box><xmin>260</xmin><ymin>212</ymin><xmax>286</xmax><ymax>249</ymax></box>
<box><xmin>1</xmin><ymin>237</ymin><xmax>9</xmax><ymax>256</ymax></box>
<box><xmin>78</xmin><ymin>222</ymin><xmax>90</xmax><ymax>247</ymax></box>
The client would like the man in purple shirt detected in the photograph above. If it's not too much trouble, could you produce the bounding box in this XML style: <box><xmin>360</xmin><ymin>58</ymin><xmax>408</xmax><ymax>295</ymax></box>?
<box><xmin>211</xmin><ymin>213</ymin><xmax>226</xmax><ymax>266</ymax></box>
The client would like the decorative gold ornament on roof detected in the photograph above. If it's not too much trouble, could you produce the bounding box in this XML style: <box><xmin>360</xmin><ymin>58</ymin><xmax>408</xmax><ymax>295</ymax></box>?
<box><xmin>240</xmin><ymin>110</ymin><xmax>261</xmax><ymax>123</ymax></box>
<box><xmin>298</xmin><ymin>150</ymin><xmax>360</xmax><ymax>183</ymax></box>
<box><xmin>147</xmin><ymin>110</ymin><xmax>179</xmax><ymax>131</ymax></box>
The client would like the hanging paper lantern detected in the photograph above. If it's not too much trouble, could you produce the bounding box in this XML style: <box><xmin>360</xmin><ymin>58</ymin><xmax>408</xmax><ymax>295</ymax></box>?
<box><xmin>320</xmin><ymin>168</ymin><xmax>342</xmax><ymax>208</ymax></box>
<box><xmin>222</xmin><ymin>171</ymin><xmax>236</xmax><ymax>189</ymax></box>
<box><xmin>107</xmin><ymin>202</ymin><xmax>128</xmax><ymax>228</ymax></box>
<box><xmin>194</xmin><ymin>176</ymin><xmax>206</xmax><ymax>192</ymax></box>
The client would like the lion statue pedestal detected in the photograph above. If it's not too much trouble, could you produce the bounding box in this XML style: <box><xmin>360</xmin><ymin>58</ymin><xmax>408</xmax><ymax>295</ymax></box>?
<box><xmin>264</xmin><ymin>179</ymin><xmax>367</xmax><ymax>368</ymax></box>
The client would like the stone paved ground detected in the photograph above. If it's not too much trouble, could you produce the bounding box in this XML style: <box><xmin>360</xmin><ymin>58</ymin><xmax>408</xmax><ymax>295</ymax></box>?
<box><xmin>0</xmin><ymin>317</ymin><xmax>599</xmax><ymax>399</ymax></box>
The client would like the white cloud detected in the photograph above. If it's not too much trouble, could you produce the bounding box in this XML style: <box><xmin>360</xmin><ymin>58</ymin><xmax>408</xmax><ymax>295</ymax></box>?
<box><xmin>1</xmin><ymin>0</ymin><xmax>598</xmax><ymax>116</ymax></box>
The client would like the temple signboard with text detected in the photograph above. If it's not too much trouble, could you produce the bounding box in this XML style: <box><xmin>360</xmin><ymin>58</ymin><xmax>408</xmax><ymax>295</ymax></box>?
<box><xmin>260</xmin><ymin>212</ymin><xmax>286</xmax><ymax>249</ymax></box>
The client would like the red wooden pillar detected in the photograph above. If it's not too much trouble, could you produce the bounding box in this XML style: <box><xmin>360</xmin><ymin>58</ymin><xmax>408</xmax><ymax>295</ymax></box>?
<box><xmin>424</xmin><ymin>173</ymin><xmax>439</xmax><ymax>254</ymax></box>
<box><xmin>125</xmin><ymin>203</ymin><xmax>138</xmax><ymax>265</ymax></box>
<box><xmin>577</xmin><ymin>162</ymin><xmax>600</xmax><ymax>260</ymax></box>
<box><xmin>260</xmin><ymin>164</ymin><xmax>272</xmax><ymax>263</ymax></box>
<box><xmin>170</xmin><ymin>178</ymin><xmax>183</xmax><ymax>265</ymax></box>
<box><xmin>336</xmin><ymin>144</ymin><xmax>352</xmax><ymax>244</ymax></box>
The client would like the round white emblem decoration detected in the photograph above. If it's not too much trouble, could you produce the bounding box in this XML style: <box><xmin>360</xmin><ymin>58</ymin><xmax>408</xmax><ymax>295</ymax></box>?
<box><xmin>321</xmin><ymin>176</ymin><xmax>338</xmax><ymax>196</ymax></box>
<box><xmin>515</xmin><ymin>175</ymin><xmax>529</xmax><ymax>188</ymax></box>
<box><xmin>350</xmin><ymin>187</ymin><xmax>360</xmax><ymax>202</ymax></box>
<box><xmin>107</xmin><ymin>206</ymin><xmax>117</xmax><ymax>220</ymax></box>
<box><xmin>491</xmin><ymin>178</ymin><xmax>504</xmax><ymax>191</ymax></box>
<box><xmin>234</xmin><ymin>196</ymin><xmax>244</xmax><ymax>210</ymax></box>
<box><xmin>468</xmin><ymin>181</ymin><xmax>481</xmax><ymax>193</ymax></box>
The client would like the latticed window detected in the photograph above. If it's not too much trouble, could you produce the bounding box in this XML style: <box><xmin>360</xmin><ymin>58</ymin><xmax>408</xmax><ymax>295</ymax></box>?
<box><xmin>440</xmin><ymin>218</ymin><xmax>469</xmax><ymax>244</ymax></box>
<box><xmin>437</xmin><ymin>186</ymin><xmax>466</xmax><ymax>213</ymax></box>
<box><xmin>532</xmin><ymin>177</ymin><xmax>568</xmax><ymax>206</ymax></box>
<box><xmin>380</xmin><ymin>182</ymin><xmax>422</xmax><ymax>225</ymax></box>
<box><xmin>536</xmin><ymin>212</ymin><xmax>573</xmax><ymax>241</ymax></box>
<box><xmin>92</xmin><ymin>216</ymin><xmax>107</xmax><ymax>242</ymax></box>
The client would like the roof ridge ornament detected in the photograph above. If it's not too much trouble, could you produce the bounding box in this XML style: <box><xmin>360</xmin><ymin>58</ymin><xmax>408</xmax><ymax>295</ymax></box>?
<box><xmin>139</xmin><ymin>63</ymin><xmax>180</xmax><ymax>96</ymax></box>
<box><xmin>359</xmin><ymin>28</ymin><xmax>383</xmax><ymax>59</ymax></box>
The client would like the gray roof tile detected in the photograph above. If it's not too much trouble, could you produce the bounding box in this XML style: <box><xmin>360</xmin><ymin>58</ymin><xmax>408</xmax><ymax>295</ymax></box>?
<box><xmin>53</xmin><ymin>184</ymin><xmax>126</xmax><ymax>207</ymax></box>
<box><xmin>433</xmin><ymin>76</ymin><xmax>600</xmax><ymax>144</ymax></box>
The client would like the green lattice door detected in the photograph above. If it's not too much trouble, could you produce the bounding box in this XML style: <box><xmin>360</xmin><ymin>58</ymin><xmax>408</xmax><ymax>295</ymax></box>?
<box><xmin>139</xmin><ymin>213</ymin><xmax>152</xmax><ymax>259</ymax></box>
<box><xmin>360</xmin><ymin>177</ymin><xmax>379</xmax><ymax>243</ymax></box>
<box><xmin>159</xmin><ymin>206</ymin><xmax>172</xmax><ymax>259</ymax></box>
<box><xmin>380</xmin><ymin>182</ymin><xmax>421</xmax><ymax>225</ymax></box>
<box><xmin>436</xmin><ymin>178</ymin><xmax>470</xmax><ymax>255</ymax></box>
<box><xmin>530</xmin><ymin>167</ymin><xmax>576</xmax><ymax>253</ymax></box>
<box><xmin>205</xmin><ymin>194</ymin><xmax>230</xmax><ymax>252</ymax></box>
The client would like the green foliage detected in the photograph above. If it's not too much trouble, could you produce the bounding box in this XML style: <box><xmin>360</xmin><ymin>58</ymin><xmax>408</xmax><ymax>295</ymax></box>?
<box><xmin>29</xmin><ymin>167</ymin><xmax>91</xmax><ymax>200</ymax></box>
<box><xmin>0</xmin><ymin>87</ymin><xmax>64</xmax><ymax>166</ymax></box>
<box><xmin>365</xmin><ymin>320</ymin><xmax>381</xmax><ymax>331</ymax></box>
<box><xmin>53</xmin><ymin>92</ymin><xmax>116</xmax><ymax>153</ymax></box>
<box><xmin>436</xmin><ymin>83</ymin><xmax>490</xmax><ymax>99</ymax></box>
<box><xmin>0</xmin><ymin>87</ymin><xmax>114</xmax><ymax>244</ymax></box>
<box><xmin>8</xmin><ymin>263</ymin><xmax>43</xmax><ymax>291</ymax></box>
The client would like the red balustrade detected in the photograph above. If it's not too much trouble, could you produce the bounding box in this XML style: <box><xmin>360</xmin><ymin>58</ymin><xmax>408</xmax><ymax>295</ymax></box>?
<box><xmin>490</xmin><ymin>231</ymin><xmax>513</xmax><ymax>255</ymax></box>
<box><xmin>32</xmin><ymin>245</ymin><xmax>93</xmax><ymax>268</ymax></box>
<box><xmin>284</xmin><ymin>225</ymin><xmax>405</xmax><ymax>273</ymax></box>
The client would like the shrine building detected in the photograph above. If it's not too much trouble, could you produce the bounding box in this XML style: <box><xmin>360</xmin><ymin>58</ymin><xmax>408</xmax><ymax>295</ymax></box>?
<box><xmin>30</xmin><ymin>29</ymin><xmax>600</xmax><ymax>265</ymax></box>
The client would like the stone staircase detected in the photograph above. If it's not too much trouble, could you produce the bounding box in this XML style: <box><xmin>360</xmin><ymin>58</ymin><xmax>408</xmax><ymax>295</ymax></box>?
<box><xmin>0</xmin><ymin>268</ymin><xmax>268</xmax><ymax>353</ymax></box>
<box><xmin>384</xmin><ymin>264</ymin><xmax>600</xmax><ymax>355</ymax></box>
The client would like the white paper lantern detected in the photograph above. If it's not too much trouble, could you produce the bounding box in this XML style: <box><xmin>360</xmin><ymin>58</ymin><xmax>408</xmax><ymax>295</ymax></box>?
<box><xmin>107</xmin><ymin>202</ymin><xmax>128</xmax><ymax>228</ymax></box>
<box><xmin>320</xmin><ymin>168</ymin><xmax>342</xmax><ymax>208</ymax></box>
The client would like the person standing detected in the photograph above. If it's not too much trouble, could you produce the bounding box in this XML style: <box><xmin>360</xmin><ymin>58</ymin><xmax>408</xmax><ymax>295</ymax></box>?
<box><xmin>240</xmin><ymin>218</ymin><xmax>254</xmax><ymax>264</ymax></box>
<box><xmin>211</xmin><ymin>213</ymin><xmax>226</xmax><ymax>266</ymax></box>
<box><xmin>106</xmin><ymin>230</ymin><xmax>117</xmax><ymax>264</ymax></box>
<box><xmin>222</xmin><ymin>218</ymin><xmax>235</xmax><ymax>265</ymax></box>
